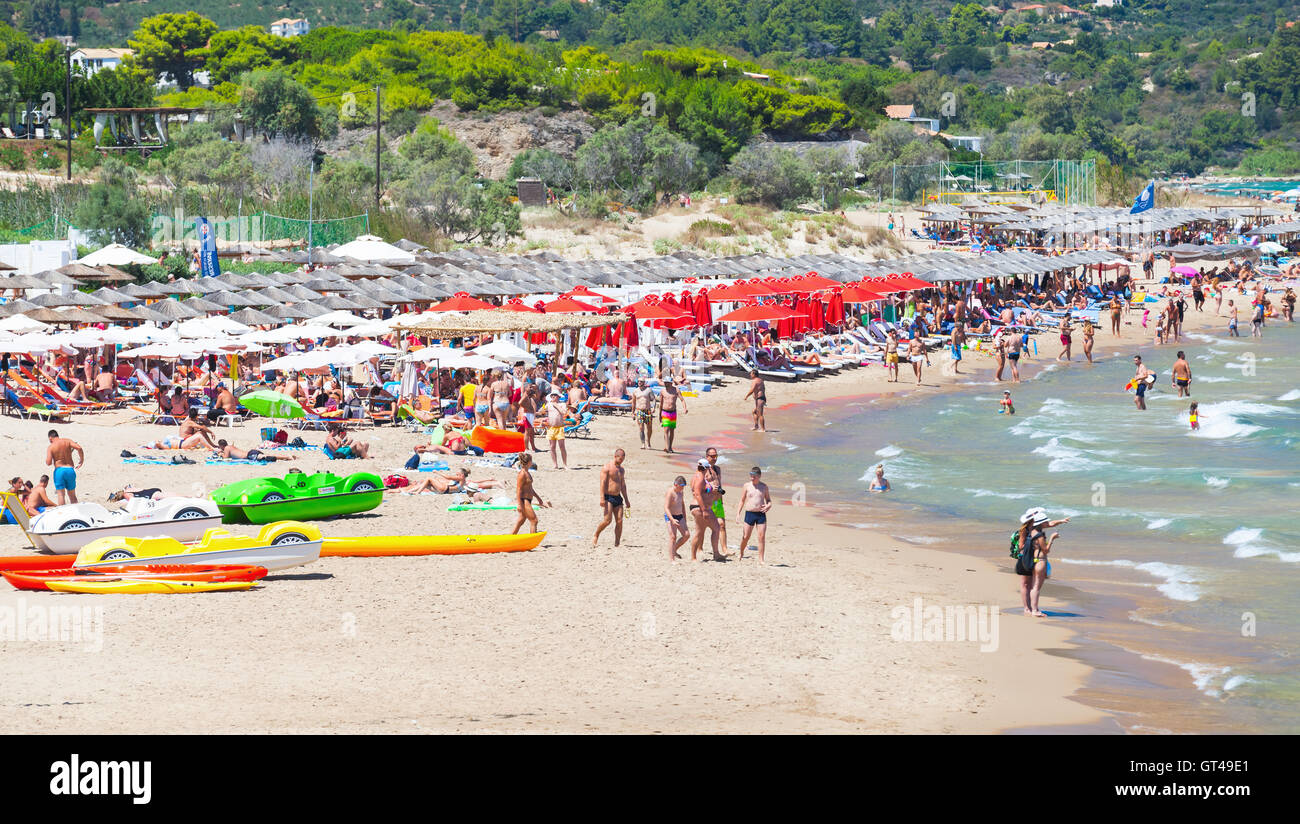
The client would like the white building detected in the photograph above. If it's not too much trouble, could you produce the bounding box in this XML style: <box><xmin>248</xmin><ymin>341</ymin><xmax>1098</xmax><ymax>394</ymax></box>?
<box><xmin>70</xmin><ymin>48</ymin><xmax>133</xmax><ymax>76</ymax></box>
<box><xmin>270</xmin><ymin>18</ymin><xmax>310</xmax><ymax>37</ymax></box>
<box><xmin>884</xmin><ymin>104</ymin><xmax>941</xmax><ymax>133</ymax></box>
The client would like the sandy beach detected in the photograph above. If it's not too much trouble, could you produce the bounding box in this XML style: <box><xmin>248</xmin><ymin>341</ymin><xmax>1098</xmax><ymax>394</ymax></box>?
<box><xmin>0</xmin><ymin>278</ymin><xmax>1246</xmax><ymax>734</ymax></box>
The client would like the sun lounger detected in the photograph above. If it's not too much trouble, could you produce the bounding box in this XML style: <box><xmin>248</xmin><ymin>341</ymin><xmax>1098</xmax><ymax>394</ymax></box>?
<box><xmin>719</xmin><ymin>352</ymin><xmax>800</xmax><ymax>382</ymax></box>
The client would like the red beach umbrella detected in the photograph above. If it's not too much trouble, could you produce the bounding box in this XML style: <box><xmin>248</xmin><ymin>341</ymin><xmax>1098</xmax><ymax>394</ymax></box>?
<box><xmin>566</xmin><ymin>285</ymin><xmax>619</xmax><ymax>304</ymax></box>
<box><xmin>716</xmin><ymin>303</ymin><xmax>798</xmax><ymax>323</ymax></box>
<box><xmin>430</xmin><ymin>291</ymin><xmax>494</xmax><ymax>311</ymax></box>
<box><xmin>542</xmin><ymin>296</ymin><xmax>600</xmax><ymax>313</ymax></box>
<box><xmin>501</xmin><ymin>298</ymin><xmax>543</xmax><ymax>313</ymax></box>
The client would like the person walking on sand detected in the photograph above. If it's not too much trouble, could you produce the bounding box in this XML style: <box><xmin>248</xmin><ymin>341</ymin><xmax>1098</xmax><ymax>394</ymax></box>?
<box><xmin>1171</xmin><ymin>350</ymin><xmax>1192</xmax><ymax>398</ymax></box>
<box><xmin>885</xmin><ymin>329</ymin><xmax>900</xmax><ymax>382</ymax></box>
<box><xmin>44</xmin><ymin>429</ymin><xmax>84</xmax><ymax>506</ymax></box>
<box><xmin>512</xmin><ymin>453</ymin><xmax>549</xmax><ymax>534</ymax></box>
<box><xmin>1056</xmin><ymin>315</ymin><xmax>1072</xmax><ymax>362</ymax></box>
<box><xmin>544</xmin><ymin>391</ymin><xmax>568</xmax><ymax>469</ymax></box>
<box><xmin>744</xmin><ymin>370</ymin><xmax>767</xmax><ymax>431</ymax></box>
<box><xmin>1014</xmin><ymin>508</ymin><xmax>1069</xmax><ymax>618</ymax></box>
<box><xmin>736</xmin><ymin>466</ymin><xmax>773</xmax><ymax>563</ymax></box>
<box><xmin>689</xmin><ymin>458</ymin><xmax>724</xmax><ymax>562</ymax></box>
<box><xmin>592</xmin><ymin>449</ymin><xmax>630</xmax><ymax>547</ymax></box>
<box><xmin>907</xmin><ymin>335</ymin><xmax>925</xmax><ymax>386</ymax></box>
<box><xmin>1132</xmin><ymin>355</ymin><xmax>1152</xmax><ymax>411</ymax></box>
<box><xmin>663</xmin><ymin>475</ymin><xmax>691</xmax><ymax>561</ymax></box>
<box><xmin>657</xmin><ymin>380</ymin><xmax>686</xmax><ymax>454</ymax></box>
<box><xmin>632</xmin><ymin>378</ymin><xmax>655</xmax><ymax>449</ymax></box>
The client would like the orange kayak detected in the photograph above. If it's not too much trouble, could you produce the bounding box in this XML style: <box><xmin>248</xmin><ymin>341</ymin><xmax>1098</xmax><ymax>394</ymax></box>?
<box><xmin>0</xmin><ymin>555</ymin><xmax>74</xmax><ymax>572</ymax></box>
<box><xmin>320</xmin><ymin>532</ymin><xmax>544</xmax><ymax>556</ymax></box>
<box><xmin>4</xmin><ymin>564</ymin><xmax>270</xmax><ymax>592</ymax></box>
<box><xmin>469</xmin><ymin>426</ymin><xmax>525</xmax><ymax>454</ymax></box>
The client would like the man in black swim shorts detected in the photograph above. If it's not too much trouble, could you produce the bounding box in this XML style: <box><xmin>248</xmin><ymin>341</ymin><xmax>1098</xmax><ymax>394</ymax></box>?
<box><xmin>592</xmin><ymin>448</ymin><xmax>630</xmax><ymax>547</ymax></box>
<box><xmin>737</xmin><ymin>466</ymin><xmax>773</xmax><ymax>563</ymax></box>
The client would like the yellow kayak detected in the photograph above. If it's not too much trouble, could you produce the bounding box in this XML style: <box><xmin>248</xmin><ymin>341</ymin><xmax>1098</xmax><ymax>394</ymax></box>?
<box><xmin>45</xmin><ymin>579</ymin><xmax>256</xmax><ymax>594</ymax></box>
<box><xmin>320</xmin><ymin>532</ymin><xmax>545</xmax><ymax>557</ymax></box>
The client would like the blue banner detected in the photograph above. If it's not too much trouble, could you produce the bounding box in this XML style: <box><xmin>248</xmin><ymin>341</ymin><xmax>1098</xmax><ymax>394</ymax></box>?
<box><xmin>1130</xmin><ymin>181</ymin><xmax>1155</xmax><ymax>214</ymax></box>
<box><xmin>195</xmin><ymin>217</ymin><xmax>221</xmax><ymax>278</ymax></box>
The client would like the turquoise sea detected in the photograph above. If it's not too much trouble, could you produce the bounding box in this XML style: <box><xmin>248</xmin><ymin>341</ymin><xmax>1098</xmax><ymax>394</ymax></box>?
<box><xmin>717</xmin><ymin>316</ymin><xmax>1299</xmax><ymax>733</ymax></box>
<box><xmin>1183</xmin><ymin>179</ymin><xmax>1300</xmax><ymax>198</ymax></box>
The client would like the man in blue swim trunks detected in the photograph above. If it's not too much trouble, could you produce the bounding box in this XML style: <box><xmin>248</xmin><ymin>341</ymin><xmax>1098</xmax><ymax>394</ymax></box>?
<box><xmin>45</xmin><ymin>429</ymin><xmax>84</xmax><ymax>505</ymax></box>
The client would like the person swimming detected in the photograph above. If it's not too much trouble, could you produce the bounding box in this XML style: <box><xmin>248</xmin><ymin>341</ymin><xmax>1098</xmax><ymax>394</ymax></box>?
<box><xmin>869</xmin><ymin>464</ymin><xmax>890</xmax><ymax>493</ymax></box>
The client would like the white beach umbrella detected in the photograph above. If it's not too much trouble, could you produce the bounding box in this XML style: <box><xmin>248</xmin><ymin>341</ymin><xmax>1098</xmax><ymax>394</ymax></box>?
<box><xmin>314</xmin><ymin>310</ymin><xmax>369</xmax><ymax>328</ymax></box>
<box><xmin>5</xmin><ymin>334</ymin><xmax>77</xmax><ymax>354</ymax></box>
<box><xmin>0</xmin><ymin>314</ymin><xmax>50</xmax><ymax>334</ymax></box>
<box><xmin>401</xmin><ymin>345</ymin><xmax>461</xmax><ymax>363</ymax></box>
<box><xmin>76</xmin><ymin>243</ymin><xmax>157</xmax><ymax>267</ymax></box>
<box><xmin>472</xmin><ymin>339</ymin><xmax>537</xmax><ymax>365</ymax></box>
<box><xmin>330</xmin><ymin>235</ymin><xmax>416</xmax><ymax>263</ymax></box>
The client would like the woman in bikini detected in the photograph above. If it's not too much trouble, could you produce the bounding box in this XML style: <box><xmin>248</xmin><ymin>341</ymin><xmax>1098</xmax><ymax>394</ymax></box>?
<box><xmin>1081</xmin><ymin>318</ymin><xmax>1095</xmax><ymax>364</ymax></box>
<box><xmin>512</xmin><ymin>453</ymin><xmax>549</xmax><ymax>534</ymax></box>
<box><xmin>1109</xmin><ymin>295</ymin><xmax>1122</xmax><ymax>335</ymax></box>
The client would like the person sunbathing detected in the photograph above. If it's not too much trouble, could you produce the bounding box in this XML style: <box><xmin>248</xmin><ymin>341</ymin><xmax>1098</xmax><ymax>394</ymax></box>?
<box><xmin>141</xmin><ymin>412</ymin><xmax>218</xmax><ymax>449</ymax></box>
<box><xmin>416</xmin><ymin>430</ymin><xmax>483</xmax><ymax>456</ymax></box>
<box><xmin>325</xmin><ymin>423</ymin><xmax>370</xmax><ymax>459</ymax></box>
<box><xmin>212</xmin><ymin>439</ymin><xmax>292</xmax><ymax>462</ymax></box>
<box><xmin>396</xmin><ymin>468</ymin><xmax>503</xmax><ymax>499</ymax></box>
<box><xmin>397</xmin><ymin>396</ymin><xmax>441</xmax><ymax>424</ymax></box>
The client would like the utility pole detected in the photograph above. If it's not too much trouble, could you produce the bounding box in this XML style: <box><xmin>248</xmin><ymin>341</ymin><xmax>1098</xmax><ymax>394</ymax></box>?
<box><xmin>307</xmin><ymin>159</ymin><xmax>314</xmax><ymax>271</ymax></box>
<box><xmin>65</xmin><ymin>46</ymin><xmax>72</xmax><ymax>180</ymax></box>
<box><xmin>374</xmin><ymin>85</ymin><xmax>381</xmax><ymax>208</ymax></box>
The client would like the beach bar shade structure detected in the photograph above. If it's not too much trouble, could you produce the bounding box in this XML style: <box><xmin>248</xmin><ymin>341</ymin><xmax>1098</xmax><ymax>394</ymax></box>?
<box><xmin>89</xmin><ymin>286</ymin><xmax>135</xmax><ymax>304</ymax></box>
<box><xmin>394</xmin><ymin>309</ymin><xmax>621</xmax><ymax>337</ymax></box>
<box><xmin>265</xmin><ymin>304</ymin><xmax>315</xmax><ymax>320</ymax></box>
<box><xmin>1</xmin><ymin>275</ymin><xmax>50</xmax><ymax>290</ymax></box>
<box><xmin>181</xmin><ymin>296</ymin><xmax>228</xmax><ymax>314</ymax></box>
<box><xmin>30</xmin><ymin>269</ymin><xmax>81</xmax><ymax>286</ymax></box>
<box><xmin>239</xmin><ymin>390</ymin><xmax>305</xmax><ymax>420</ymax></box>
<box><xmin>428</xmin><ymin>292</ymin><xmax>495</xmax><ymax>312</ymax></box>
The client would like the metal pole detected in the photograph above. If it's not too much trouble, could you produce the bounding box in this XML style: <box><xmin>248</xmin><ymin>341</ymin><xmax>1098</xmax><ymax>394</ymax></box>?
<box><xmin>891</xmin><ymin>164</ymin><xmax>896</xmax><ymax>205</ymax></box>
<box><xmin>65</xmin><ymin>47</ymin><xmax>72</xmax><ymax>180</ymax></box>
<box><xmin>374</xmin><ymin>85</ymin><xmax>381</xmax><ymax>208</ymax></box>
<box><xmin>307</xmin><ymin>160</ymin><xmax>314</xmax><ymax>271</ymax></box>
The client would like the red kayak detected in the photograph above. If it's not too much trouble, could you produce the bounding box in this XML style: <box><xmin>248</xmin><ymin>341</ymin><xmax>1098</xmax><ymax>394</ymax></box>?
<box><xmin>469</xmin><ymin>425</ymin><xmax>525</xmax><ymax>454</ymax></box>
<box><xmin>0</xmin><ymin>555</ymin><xmax>74</xmax><ymax>572</ymax></box>
<box><xmin>3</xmin><ymin>564</ymin><xmax>270</xmax><ymax>592</ymax></box>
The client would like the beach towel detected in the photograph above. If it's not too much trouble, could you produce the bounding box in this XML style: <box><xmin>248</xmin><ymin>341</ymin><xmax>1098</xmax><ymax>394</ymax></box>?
<box><xmin>205</xmin><ymin>458</ymin><xmax>275</xmax><ymax>466</ymax></box>
<box><xmin>122</xmin><ymin>457</ymin><xmax>181</xmax><ymax>466</ymax></box>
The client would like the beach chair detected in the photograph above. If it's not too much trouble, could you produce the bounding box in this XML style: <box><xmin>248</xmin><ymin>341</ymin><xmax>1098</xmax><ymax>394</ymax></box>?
<box><xmin>5</xmin><ymin>387</ymin><xmax>68</xmax><ymax>422</ymax></box>
<box><xmin>722</xmin><ymin>352</ymin><xmax>800</xmax><ymax>382</ymax></box>
<box><xmin>564</xmin><ymin>411</ymin><xmax>594</xmax><ymax>438</ymax></box>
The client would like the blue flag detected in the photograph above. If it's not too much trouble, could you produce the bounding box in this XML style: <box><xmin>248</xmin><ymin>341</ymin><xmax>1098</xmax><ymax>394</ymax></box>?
<box><xmin>1130</xmin><ymin>181</ymin><xmax>1155</xmax><ymax>214</ymax></box>
<box><xmin>195</xmin><ymin>217</ymin><xmax>221</xmax><ymax>278</ymax></box>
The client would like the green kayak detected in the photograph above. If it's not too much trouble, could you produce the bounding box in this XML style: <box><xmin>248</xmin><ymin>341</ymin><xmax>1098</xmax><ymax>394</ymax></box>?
<box><xmin>211</xmin><ymin>470</ymin><xmax>384</xmax><ymax>524</ymax></box>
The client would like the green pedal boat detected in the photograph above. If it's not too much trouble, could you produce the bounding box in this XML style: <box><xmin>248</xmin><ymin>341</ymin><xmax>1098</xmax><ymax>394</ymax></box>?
<box><xmin>211</xmin><ymin>471</ymin><xmax>385</xmax><ymax>524</ymax></box>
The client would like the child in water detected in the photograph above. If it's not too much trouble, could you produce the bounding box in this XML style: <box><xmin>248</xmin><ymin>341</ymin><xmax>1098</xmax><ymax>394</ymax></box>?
<box><xmin>999</xmin><ymin>391</ymin><xmax>1015</xmax><ymax>414</ymax></box>
<box><xmin>1189</xmin><ymin>401</ymin><xmax>1199</xmax><ymax>431</ymax></box>
<box><xmin>1141</xmin><ymin>308</ymin><xmax>1150</xmax><ymax>329</ymax></box>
